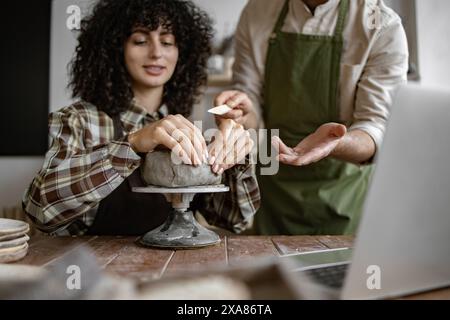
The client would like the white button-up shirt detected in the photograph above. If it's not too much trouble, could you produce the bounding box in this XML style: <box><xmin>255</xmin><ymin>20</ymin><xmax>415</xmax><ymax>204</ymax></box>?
<box><xmin>232</xmin><ymin>0</ymin><xmax>409</xmax><ymax>151</ymax></box>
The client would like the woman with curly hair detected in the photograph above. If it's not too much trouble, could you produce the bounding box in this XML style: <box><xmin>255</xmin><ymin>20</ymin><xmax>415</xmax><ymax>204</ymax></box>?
<box><xmin>23</xmin><ymin>0</ymin><xmax>259</xmax><ymax>236</ymax></box>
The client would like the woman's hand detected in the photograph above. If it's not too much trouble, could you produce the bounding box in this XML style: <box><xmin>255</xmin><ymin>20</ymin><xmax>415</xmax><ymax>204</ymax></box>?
<box><xmin>128</xmin><ymin>114</ymin><xmax>207</xmax><ymax>166</ymax></box>
<box><xmin>214</xmin><ymin>90</ymin><xmax>257</xmax><ymax>128</ymax></box>
<box><xmin>208</xmin><ymin>119</ymin><xmax>254</xmax><ymax>175</ymax></box>
<box><xmin>273</xmin><ymin>123</ymin><xmax>347</xmax><ymax>166</ymax></box>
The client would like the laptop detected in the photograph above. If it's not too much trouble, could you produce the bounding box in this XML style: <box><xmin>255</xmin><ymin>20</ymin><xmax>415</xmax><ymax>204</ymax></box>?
<box><xmin>283</xmin><ymin>84</ymin><xmax>450</xmax><ymax>299</ymax></box>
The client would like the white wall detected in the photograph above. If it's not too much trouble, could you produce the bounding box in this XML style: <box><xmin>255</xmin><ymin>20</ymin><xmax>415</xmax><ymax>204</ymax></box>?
<box><xmin>50</xmin><ymin>0</ymin><xmax>95</xmax><ymax>113</ymax></box>
<box><xmin>0</xmin><ymin>158</ymin><xmax>44</xmax><ymax>208</ymax></box>
<box><xmin>415</xmin><ymin>0</ymin><xmax>450</xmax><ymax>88</ymax></box>
<box><xmin>194</xmin><ymin>0</ymin><xmax>248</xmax><ymax>47</ymax></box>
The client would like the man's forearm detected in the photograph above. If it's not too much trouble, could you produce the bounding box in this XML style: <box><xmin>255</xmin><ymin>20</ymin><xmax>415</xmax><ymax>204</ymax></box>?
<box><xmin>331</xmin><ymin>129</ymin><xmax>376</xmax><ymax>164</ymax></box>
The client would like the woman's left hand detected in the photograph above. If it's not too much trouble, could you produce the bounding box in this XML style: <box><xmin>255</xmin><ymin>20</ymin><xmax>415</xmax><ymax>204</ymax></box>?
<box><xmin>208</xmin><ymin>119</ymin><xmax>254</xmax><ymax>175</ymax></box>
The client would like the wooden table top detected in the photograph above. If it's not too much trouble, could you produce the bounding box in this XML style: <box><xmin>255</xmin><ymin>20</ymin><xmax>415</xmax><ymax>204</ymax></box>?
<box><xmin>14</xmin><ymin>235</ymin><xmax>450</xmax><ymax>300</ymax></box>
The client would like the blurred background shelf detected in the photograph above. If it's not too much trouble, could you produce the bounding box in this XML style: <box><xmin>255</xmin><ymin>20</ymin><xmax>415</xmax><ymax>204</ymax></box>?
<box><xmin>208</xmin><ymin>74</ymin><xmax>233</xmax><ymax>87</ymax></box>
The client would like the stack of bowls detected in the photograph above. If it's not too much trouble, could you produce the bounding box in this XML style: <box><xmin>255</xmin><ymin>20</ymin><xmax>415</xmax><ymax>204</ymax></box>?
<box><xmin>0</xmin><ymin>218</ymin><xmax>30</xmax><ymax>263</ymax></box>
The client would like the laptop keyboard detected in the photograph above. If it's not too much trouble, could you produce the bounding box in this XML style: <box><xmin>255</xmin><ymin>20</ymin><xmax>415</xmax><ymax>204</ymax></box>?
<box><xmin>302</xmin><ymin>264</ymin><xmax>349</xmax><ymax>289</ymax></box>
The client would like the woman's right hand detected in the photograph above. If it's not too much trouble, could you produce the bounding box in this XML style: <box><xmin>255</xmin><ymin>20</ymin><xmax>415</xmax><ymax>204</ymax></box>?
<box><xmin>127</xmin><ymin>114</ymin><xmax>208</xmax><ymax>166</ymax></box>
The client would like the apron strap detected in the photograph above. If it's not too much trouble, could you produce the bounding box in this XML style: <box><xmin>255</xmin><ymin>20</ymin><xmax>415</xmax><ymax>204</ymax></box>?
<box><xmin>271</xmin><ymin>0</ymin><xmax>349</xmax><ymax>38</ymax></box>
<box><xmin>271</xmin><ymin>0</ymin><xmax>290</xmax><ymax>36</ymax></box>
<box><xmin>334</xmin><ymin>0</ymin><xmax>349</xmax><ymax>37</ymax></box>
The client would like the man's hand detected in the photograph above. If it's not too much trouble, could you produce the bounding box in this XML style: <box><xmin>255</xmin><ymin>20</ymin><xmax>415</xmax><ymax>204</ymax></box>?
<box><xmin>214</xmin><ymin>90</ymin><xmax>258</xmax><ymax>128</ymax></box>
<box><xmin>273</xmin><ymin>123</ymin><xmax>347</xmax><ymax>166</ymax></box>
<box><xmin>208</xmin><ymin>119</ymin><xmax>254</xmax><ymax>175</ymax></box>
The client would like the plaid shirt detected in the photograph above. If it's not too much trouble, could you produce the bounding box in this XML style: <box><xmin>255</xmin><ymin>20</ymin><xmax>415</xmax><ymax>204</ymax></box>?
<box><xmin>22</xmin><ymin>101</ymin><xmax>260</xmax><ymax>235</ymax></box>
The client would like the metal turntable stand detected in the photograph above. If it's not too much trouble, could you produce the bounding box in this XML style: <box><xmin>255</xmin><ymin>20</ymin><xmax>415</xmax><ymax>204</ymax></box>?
<box><xmin>132</xmin><ymin>184</ymin><xmax>229</xmax><ymax>249</ymax></box>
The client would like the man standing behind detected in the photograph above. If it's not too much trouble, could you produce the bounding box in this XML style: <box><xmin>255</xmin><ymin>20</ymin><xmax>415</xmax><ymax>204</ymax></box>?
<box><xmin>214</xmin><ymin>0</ymin><xmax>409</xmax><ymax>235</ymax></box>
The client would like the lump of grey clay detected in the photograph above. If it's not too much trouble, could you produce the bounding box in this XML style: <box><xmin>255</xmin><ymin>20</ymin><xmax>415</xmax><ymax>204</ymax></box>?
<box><xmin>141</xmin><ymin>151</ymin><xmax>222</xmax><ymax>187</ymax></box>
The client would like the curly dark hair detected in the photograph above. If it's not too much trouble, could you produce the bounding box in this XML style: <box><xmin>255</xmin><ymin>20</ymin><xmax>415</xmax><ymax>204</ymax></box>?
<box><xmin>69</xmin><ymin>0</ymin><xmax>213</xmax><ymax>117</ymax></box>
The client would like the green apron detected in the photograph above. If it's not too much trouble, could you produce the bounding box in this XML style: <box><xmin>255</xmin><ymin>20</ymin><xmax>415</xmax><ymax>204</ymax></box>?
<box><xmin>255</xmin><ymin>0</ymin><xmax>373</xmax><ymax>235</ymax></box>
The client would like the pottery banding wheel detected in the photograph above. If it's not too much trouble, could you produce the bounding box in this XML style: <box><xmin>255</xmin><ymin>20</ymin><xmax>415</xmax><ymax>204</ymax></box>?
<box><xmin>136</xmin><ymin>151</ymin><xmax>228</xmax><ymax>249</ymax></box>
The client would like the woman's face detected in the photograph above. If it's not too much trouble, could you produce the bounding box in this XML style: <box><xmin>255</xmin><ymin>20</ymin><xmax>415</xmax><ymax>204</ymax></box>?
<box><xmin>125</xmin><ymin>26</ymin><xmax>179</xmax><ymax>90</ymax></box>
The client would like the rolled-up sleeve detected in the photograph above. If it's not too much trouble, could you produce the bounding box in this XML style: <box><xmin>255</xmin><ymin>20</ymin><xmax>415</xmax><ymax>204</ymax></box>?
<box><xmin>349</xmin><ymin>19</ymin><xmax>409</xmax><ymax>151</ymax></box>
<box><xmin>195</xmin><ymin>162</ymin><xmax>260</xmax><ymax>234</ymax></box>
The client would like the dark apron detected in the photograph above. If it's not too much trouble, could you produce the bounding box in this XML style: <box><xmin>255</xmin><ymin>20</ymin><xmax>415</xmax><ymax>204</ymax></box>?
<box><xmin>255</xmin><ymin>0</ymin><xmax>373</xmax><ymax>235</ymax></box>
<box><xmin>87</xmin><ymin>115</ymin><xmax>171</xmax><ymax>235</ymax></box>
